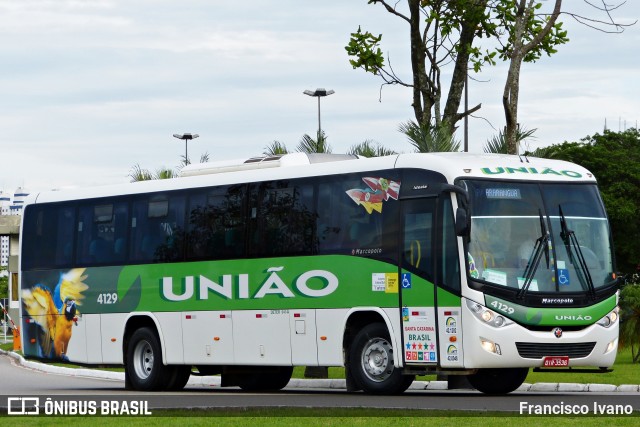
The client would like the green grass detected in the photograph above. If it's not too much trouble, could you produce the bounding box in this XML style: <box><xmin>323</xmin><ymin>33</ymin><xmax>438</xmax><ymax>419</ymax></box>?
<box><xmin>1</xmin><ymin>410</ymin><xmax>638</xmax><ymax>425</ymax></box>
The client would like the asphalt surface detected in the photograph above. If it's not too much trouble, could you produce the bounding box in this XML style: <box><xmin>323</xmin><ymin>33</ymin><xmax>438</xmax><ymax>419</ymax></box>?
<box><xmin>2</xmin><ymin>347</ymin><xmax>639</xmax><ymax>393</ymax></box>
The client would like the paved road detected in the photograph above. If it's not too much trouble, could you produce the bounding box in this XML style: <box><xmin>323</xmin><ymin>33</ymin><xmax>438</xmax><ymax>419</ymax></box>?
<box><xmin>1</xmin><ymin>351</ymin><xmax>639</xmax><ymax>414</ymax></box>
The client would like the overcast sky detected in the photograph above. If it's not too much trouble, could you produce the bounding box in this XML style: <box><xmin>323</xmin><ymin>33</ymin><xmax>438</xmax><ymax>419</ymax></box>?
<box><xmin>1</xmin><ymin>0</ymin><xmax>638</xmax><ymax>193</ymax></box>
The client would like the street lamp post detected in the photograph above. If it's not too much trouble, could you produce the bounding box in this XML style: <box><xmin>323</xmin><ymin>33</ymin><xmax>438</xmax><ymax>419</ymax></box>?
<box><xmin>172</xmin><ymin>133</ymin><xmax>199</xmax><ymax>164</ymax></box>
<box><xmin>303</xmin><ymin>88</ymin><xmax>334</xmax><ymax>137</ymax></box>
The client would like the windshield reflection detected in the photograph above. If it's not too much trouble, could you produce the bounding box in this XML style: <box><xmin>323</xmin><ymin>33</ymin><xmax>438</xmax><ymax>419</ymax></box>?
<box><xmin>463</xmin><ymin>181</ymin><xmax>614</xmax><ymax>295</ymax></box>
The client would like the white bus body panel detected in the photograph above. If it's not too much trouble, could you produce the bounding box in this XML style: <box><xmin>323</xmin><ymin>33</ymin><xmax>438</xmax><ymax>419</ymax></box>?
<box><xmin>315</xmin><ymin>309</ymin><xmax>347</xmax><ymax>366</ymax></box>
<box><xmin>181</xmin><ymin>311</ymin><xmax>234</xmax><ymax>364</ymax></box>
<box><xmin>461</xmin><ymin>299</ymin><xmax>618</xmax><ymax>368</ymax></box>
<box><xmin>289</xmin><ymin>309</ymin><xmax>319</xmax><ymax>366</ymax></box>
<box><xmin>232</xmin><ymin>310</ymin><xmax>292</xmax><ymax>365</ymax></box>
<box><xmin>155</xmin><ymin>312</ymin><xmax>184</xmax><ymax>364</ymax></box>
<box><xmin>101</xmin><ymin>313</ymin><xmax>128</xmax><ymax>364</ymax></box>
<box><xmin>84</xmin><ymin>314</ymin><xmax>103</xmax><ymax>364</ymax></box>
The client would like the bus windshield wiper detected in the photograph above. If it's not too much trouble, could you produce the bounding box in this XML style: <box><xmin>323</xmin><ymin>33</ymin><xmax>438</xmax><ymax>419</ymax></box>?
<box><xmin>559</xmin><ymin>206</ymin><xmax>596</xmax><ymax>300</ymax></box>
<box><xmin>517</xmin><ymin>209</ymin><xmax>549</xmax><ymax>300</ymax></box>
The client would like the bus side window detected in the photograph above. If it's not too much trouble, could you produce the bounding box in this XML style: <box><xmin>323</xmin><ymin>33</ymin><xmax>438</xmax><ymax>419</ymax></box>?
<box><xmin>76</xmin><ymin>202</ymin><xmax>128</xmax><ymax>266</ymax></box>
<box><xmin>440</xmin><ymin>198</ymin><xmax>460</xmax><ymax>293</ymax></box>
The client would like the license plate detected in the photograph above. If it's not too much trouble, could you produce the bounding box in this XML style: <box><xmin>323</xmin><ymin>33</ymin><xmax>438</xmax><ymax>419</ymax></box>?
<box><xmin>542</xmin><ymin>356</ymin><xmax>569</xmax><ymax>367</ymax></box>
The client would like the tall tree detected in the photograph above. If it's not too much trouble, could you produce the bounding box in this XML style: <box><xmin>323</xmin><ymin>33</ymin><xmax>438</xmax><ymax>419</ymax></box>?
<box><xmin>346</xmin><ymin>0</ymin><xmax>491</xmax><ymax>133</ymax></box>
<box><xmin>347</xmin><ymin>1</ymin><xmax>631</xmax><ymax>151</ymax></box>
<box><xmin>496</xmin><ymin>0</ymin><xmax>566</xmax><ymax>154</ymax></box>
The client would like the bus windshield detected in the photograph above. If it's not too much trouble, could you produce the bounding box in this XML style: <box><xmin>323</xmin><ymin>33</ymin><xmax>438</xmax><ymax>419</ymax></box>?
<box><xmin>463</xmin><ymin>180</ymin><xmax>614</xmax><ymax>295</ymax></box>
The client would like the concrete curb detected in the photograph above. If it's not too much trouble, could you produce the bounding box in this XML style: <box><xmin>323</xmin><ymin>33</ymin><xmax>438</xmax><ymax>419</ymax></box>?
<box><xmin>2</xmin><ymin>349</ymin><xmax>638</xmax><ymax>392</ymax></box>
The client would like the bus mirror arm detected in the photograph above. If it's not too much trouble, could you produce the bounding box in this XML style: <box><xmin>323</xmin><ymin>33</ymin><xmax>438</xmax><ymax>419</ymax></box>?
<box><xmin>439</xmin><ymin>184</ymin><xmax>471</xmax><ymax>237</ymax></box>
<box><xmin>454</xmin><ymin>207</ymin><xmax>470</xmax><ymax>237</ymax></box>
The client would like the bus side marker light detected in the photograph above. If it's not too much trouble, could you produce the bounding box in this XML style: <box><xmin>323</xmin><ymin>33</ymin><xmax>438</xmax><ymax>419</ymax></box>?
<box><xmin>449</xmin><ymin>336</ymin><xmax>457</xmax><ymax>342</ymax></box>
<box><xmin>320</xmin><ymin>336</ymin><xmax>327</xmax><ymax>341</ymax></box>
<box><xmin>111</xmin><ymin>338</ymin><xmax>116</xmax><ymax>342</ymax></box>
<box><xmin>214</xmin><ymin>337</ymin><xmax>220</xmax><ymax>341</ymax></box>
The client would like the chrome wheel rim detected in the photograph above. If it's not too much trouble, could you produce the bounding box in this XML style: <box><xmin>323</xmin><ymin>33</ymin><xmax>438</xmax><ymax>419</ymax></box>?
<box><xmin>360</xmin><ymin>337</ymin><xmax>394</xmax><ymax>382</ymax></box>
<box><xmin>133</xmin><ymin>339</ymin><xmax>154</xmax><ymax>380</ymax></box>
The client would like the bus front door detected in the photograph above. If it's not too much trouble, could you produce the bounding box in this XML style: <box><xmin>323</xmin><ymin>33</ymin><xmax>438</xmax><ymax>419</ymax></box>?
<box><xmin>399</xmin><ymin>198</ymin><xmax>439</xmax><ymax>366</ymax></box>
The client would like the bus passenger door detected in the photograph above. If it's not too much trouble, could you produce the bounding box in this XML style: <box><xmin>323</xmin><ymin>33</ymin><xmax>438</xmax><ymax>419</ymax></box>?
<box><xmin>399</xmin><ymin>198</ymin><xmax>439</xmax><ymax>366</ymax></box>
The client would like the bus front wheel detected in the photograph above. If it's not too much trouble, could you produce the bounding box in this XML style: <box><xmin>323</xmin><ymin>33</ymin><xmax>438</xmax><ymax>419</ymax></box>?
<box><xmin>466</xmin><ymin>368</ymin><xmax>528</xmax><ymax>394</ymax></box>
<box><xmin>126</xmin><ymin>327</ymin><xmax>170</xmax><ymax>391</ymax></box>
<box><xmin>349</xmin><ymin>323</ymin><xmax>414</xmax><ymax>395</ymax></box>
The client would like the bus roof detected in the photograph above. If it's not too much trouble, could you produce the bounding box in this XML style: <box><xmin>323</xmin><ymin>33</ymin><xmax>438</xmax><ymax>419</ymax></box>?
<box><xmin>28</xmin><ymin>152</ymin><xmax>596</xmax><ymax>205</ymax></box>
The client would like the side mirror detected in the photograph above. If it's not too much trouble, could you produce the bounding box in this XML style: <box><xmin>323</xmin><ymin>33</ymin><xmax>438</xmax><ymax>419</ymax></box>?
<box><xmin>455</xmin><ymin>207</ymin><xmax>470</xmax><ymax>236</ymax></box>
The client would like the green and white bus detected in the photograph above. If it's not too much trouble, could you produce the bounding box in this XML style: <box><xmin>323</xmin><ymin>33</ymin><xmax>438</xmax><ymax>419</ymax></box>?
<box><xmin>19</xmin><ymin>152</ymin><xmax>619</xmax><ymax>394</ymax></box>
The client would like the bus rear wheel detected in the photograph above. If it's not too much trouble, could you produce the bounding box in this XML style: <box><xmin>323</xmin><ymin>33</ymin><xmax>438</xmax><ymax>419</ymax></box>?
<box><xmin>165</xmin><ymin>365</ymin><xmax>192</xmax><ymax>391</ymax></box>
<box><xmin>126</xmin><ymin>327</ymin><xmax>170</xmax><ymax>391</ymax></box>
<box><xmin>349</xmin><ymin>323</ymin><xmax>414</xmax><ymax>395</ymax></box>
<box><xmin>466</xmin><ymin>368</ymin><xmax>528</xmax><ymax>394</ymax></box>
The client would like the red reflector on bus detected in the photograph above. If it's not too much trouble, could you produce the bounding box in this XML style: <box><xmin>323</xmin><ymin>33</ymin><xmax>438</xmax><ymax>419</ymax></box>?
<box><xmin>256</xmin><ymin>314</ymin><xmax>262</xmax><ymax>318</ymax></box>
<box><xmin>220</xmin><ymin>314</ymin><xmax>226</xmax><ymax>318</ymax></box>
<box><xmin>412</xmin><ymin>311</ymin><xmax>419</xmax><ymax>316</ymax></box>
<box><xmin>444</xmin><ymin>311</ymin><xmax>452</xmax><ymax>315</ymax></box>
<box><xmin>185</xmin><ymin>315</ymin><xmax>192</xmax><ymax>320</ymax></box>
<box><xmin>294</xmin><ymin>313</ymin><xmax>301</xmax><ymax>318</ymax></box>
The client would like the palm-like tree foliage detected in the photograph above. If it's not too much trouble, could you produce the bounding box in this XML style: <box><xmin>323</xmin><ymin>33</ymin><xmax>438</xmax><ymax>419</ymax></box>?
<box><xmin>297</xmin><ymin>131</ymin><xmax>331</xmax><ymax>154</ymax></box>
<box><xmin>484</xmin><ymin>126</ymin><xmax>537</xmax><ymax>154</ymax></box>
<box><xmin>264</xmin><ymin>140</ymin><xmax>289</xmax><ymax>156</ymax></box>
<box><xmin>619</xmin><ymin>283</ymin><xmax>640</xmax><ymax>363</ymax></box>
<box><xmin>130</xmin><ymin>152</ymin><xmax>210</xmax><ymax>182</ymax></box>
<box><xmin>398</xmin><ymin>120</ymin><xmax>460</xmax><ymax>153</ymax></box>
<box><xmin>348</xmin><ymin>140</ymin><xmax>397</xmax><ymax>157</ymax></box>
<box><xmin>129</xmin><ymin>164</ymin><xmax>153</xmax><ymax>182</ymax></box>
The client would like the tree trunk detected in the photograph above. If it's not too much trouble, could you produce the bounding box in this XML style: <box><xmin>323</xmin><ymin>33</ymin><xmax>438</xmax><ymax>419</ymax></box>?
<box><xmin>502</xmin><ymin>0</ymin><xmax>562</xmax><ymax>154</ymax></box>
<box><xmin>443</xmin><ymin>0</ymin><xmax>488</xmax><ymax>134</ymax></box>
<box><xmin>408</xmin><ymin>0</ymin><xmax>432</xmax><ymax>127</ymax></box>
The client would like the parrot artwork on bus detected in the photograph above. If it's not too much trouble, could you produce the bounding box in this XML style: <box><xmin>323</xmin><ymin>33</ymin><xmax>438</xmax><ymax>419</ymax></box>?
<box><xmin>21</xmin><ymin>268</ymin><xmax>89</xmax><ymax>360</ymax></box>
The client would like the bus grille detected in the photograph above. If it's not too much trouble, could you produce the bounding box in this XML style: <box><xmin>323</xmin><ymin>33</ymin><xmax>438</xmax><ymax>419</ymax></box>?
<box><xmin>515</xmin><ymin>342</ymin><xmax>596</xmax><ymax>359</ymax></box>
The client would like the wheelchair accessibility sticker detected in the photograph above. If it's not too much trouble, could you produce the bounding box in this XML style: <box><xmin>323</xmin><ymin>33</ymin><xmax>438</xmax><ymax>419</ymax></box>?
<box><xmin>402</xmin><ymin>273</ymin><xmax>412</xmax><ymax>289</ymax></box>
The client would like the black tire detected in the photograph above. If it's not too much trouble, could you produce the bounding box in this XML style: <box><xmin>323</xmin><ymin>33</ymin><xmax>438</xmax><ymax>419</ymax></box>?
<box><xmin>126</xmin><ymin>327</ymin><xmax>170</xmax><ymax>391</ymax></box>
<box><xmin>237</xmin><ymin>366</ymin><xmax>293</xmax><ymax>391</ymax></box>
<box><xmin>165</xmin><ymin>365</ymin><xmax>192</xmax><ymax>391</ymax></box>
<box><xmin>348</xmin><ymin>322</ymin><xmax>414</xmax><ymax>395</ymax></box>
<box><xmin>466</xmin><ymin>368</ymin><xmax>529</xmax><ymax>394</ymax></box>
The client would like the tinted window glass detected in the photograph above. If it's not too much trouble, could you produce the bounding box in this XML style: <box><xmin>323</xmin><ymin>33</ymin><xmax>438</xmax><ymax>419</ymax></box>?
<box><xmin>130</xmin><ymin>193</ymin><xmax>185</xmax><ymax>263</ymax></box>
<box><xmin>76</xmin><ymin>201</ymin><xmax>128</xmax><ymax>266</ymax></box>
<box><xmin>249</xmin><ymin>180</ymin><xmax>316</xmax><ymax>257</ymax></box>
<box><xmin>187</xmin><ymin>185</ymin><xmax>246</xmax><ymax>260</ymax></box>
<box><xmin>22</xmin><ymin>204</ymin><xmax>76</xmax><ymax>270</ymax></box>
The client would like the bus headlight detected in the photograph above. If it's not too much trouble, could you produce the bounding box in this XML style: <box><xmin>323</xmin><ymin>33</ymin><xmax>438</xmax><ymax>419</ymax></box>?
<box><xmin>597</xmin><ymin>307</ymin><xmax>619</xmax><ymax>328</ymax></box>
<box><xmin>466</xmin><ymin>299</ymin><xmax>513</xmax><ymax>328</ymax></box>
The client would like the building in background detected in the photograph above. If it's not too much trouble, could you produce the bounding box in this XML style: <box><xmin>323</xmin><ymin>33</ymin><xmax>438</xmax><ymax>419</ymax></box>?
<box><xmin>1</xmin><ymin>188</ymin><xmax>28</xmax><ymax>271</ymax></box>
